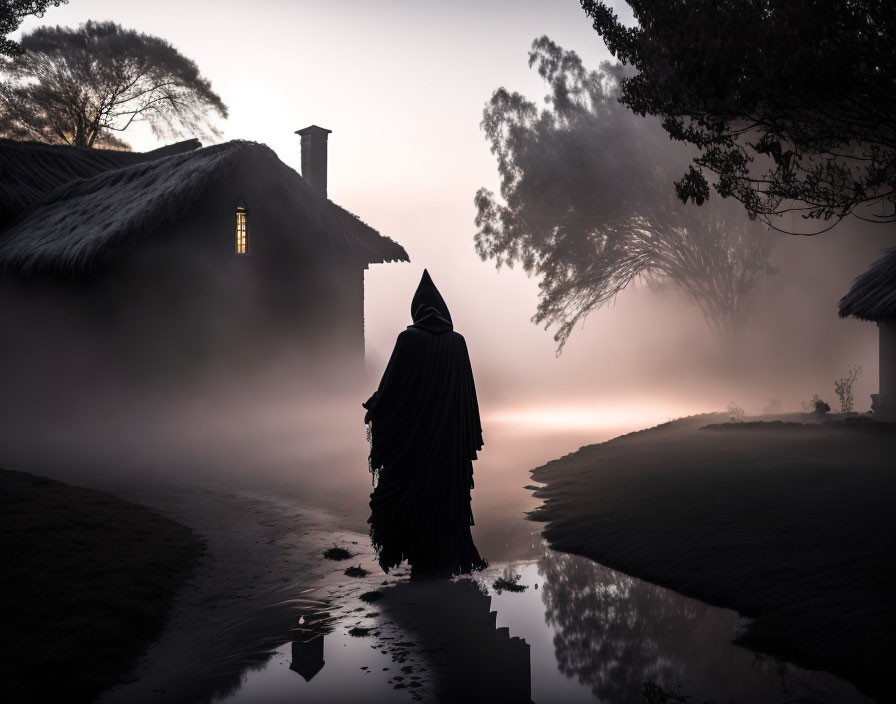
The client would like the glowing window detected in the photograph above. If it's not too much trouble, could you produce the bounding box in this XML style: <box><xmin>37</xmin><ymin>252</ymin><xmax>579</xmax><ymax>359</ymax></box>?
<box><xmin>235</xmin><ymin>205</ymin><xmax>249</xmax><ymax>254</ymax></box>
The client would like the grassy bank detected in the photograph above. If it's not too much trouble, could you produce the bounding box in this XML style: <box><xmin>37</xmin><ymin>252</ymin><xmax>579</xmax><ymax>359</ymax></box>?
<box><xmin>0</xmin><ymin>468</ymin><xmax>203</xmax><ymax>703</ymax></box>
<box><xmin>530</xmin><ymin>415</ymin><xmax>896</xmax><ymax>701</ymax></box>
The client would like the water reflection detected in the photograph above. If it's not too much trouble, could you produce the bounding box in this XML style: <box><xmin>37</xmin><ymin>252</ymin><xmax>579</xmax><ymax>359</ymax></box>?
<box><xmin>539</xmin><ymin>551</ymin><xmax>682</xmax><ymax>702</ymax></box>
<box><xmin>209</xmin><ymin>548</ymin><xmax>872</xmax><ymax>704</ymax></box>
<box><xmin>535</xmin><ymin>547</ymin><xmax>874</xmax><ymax>704</ymax></box>
<box><xmin>289</xmin><ymin>610</ymin><xmax>330</xmax><ymax>682</ymax></box>
<box><xmin>290</xmin><ymin>637</ymin><xmax>325</xmax><ymax>681</ymax></box>
<box><xmin>379</xmin><ymin>578</ymin><xmax>532</xmax><ymax>703</ymax></box>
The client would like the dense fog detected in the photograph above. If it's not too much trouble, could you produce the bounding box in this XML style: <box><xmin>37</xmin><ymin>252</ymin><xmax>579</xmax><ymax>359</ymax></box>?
<box><xmin>0</xmin><ymin>211</ymin><xmax>888</xmax><ymax>528</ymax></box>
<box><xmin>3</xmin><ymin>1</ymin><xmax>891</xmax><ymax>520</ymax></box>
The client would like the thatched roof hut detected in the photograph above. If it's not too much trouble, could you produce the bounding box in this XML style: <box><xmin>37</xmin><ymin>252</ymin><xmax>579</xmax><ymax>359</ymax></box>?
<box><xmin>0</xmin><ymin>138</ymin><xmax>407</xmax><ymax>276</ymax></box>
<box><xmin>838</xmin><ymin>247</ymin><xmax>896</xmax><ymax>322</ymax></box>
<box><xmin>839</xmin><ymin>248</ymin><xmax>896</xmax><ymax>418</ymax></box>
<box><xmin>0</xmin><ymin>133</ymin><xmax>408</xmax><ymax>388</ymax></box>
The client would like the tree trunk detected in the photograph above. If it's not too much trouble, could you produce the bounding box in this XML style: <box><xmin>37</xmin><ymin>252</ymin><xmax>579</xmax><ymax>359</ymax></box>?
<box><xmin>73</xmin><ymin>113</ymin><xmax>86</xmax><ymax>148</ymax></box>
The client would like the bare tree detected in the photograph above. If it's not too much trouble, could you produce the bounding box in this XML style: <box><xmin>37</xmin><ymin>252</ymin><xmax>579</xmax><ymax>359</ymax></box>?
<box><xmin>475</xmin><ymin>37</ymin><xmax>776</xmax><ymax>351</ymax></box>
<box><xmin>0</xmin><ymin>20</ymin><xmax>227</xmax><ymax>148</ymax></box>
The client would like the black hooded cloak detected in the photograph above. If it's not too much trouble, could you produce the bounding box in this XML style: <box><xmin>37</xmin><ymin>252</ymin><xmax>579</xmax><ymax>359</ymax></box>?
<box><xmin>363</xmin><ymin>270</ymin><xmax>486</xmax><ymax>576</ymax></box>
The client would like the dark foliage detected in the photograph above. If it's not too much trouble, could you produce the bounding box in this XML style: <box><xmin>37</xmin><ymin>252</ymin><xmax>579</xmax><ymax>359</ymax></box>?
<box><xmin>581</xmin><ymin>0</ymin><xmax>896</xmax><ymax>230</ymax></box>
<box><xmin>802</xmin><ymin>393</ymin><xmax>831</xmax><ymax>416</ymax></box>
<box><xmin>0</xmin><ymin>0</ymin><xmax>65</xmax><ymax>57</ymax></box>
<box><xmin>0</xmin><ymin>20</ymin><xmax>227</xmax><ymax>148</ymax></box>
<box><xmin>492</xmin><ymin>573</ymin><xmax>527</xmax><ymax>593</ymax></box>
<box><xmin>345</xmin><ymin>564</ymin><xmax>370</xmax><ymax>578</ymax></box>
<box><xmin>359</xmin><ymin>590</ymin><xmax>384</xmax><ymax>603</ymax></box>
<box><xmin>323</xmin><ymin>546</ymin><xmax>353</xmax><ymax>560</ymax></box>
<box><xmin>476</xmin><ymin>37</ymin><xmax>775</xmax><ymax>349</ymax></box>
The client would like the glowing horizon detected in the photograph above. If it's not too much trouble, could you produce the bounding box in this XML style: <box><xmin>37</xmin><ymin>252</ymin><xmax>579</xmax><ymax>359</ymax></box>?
<box><xmin>485</xmin><ymin>402</ymin><xmax>707</xmax><ymax>431</ymax></box>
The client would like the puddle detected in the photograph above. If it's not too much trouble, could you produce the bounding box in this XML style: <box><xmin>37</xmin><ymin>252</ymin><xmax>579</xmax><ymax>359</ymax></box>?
<box><xmin>214</xmin><ymin>545</ymin><xmax>873</xmax><ymax>704</ymax></box>
<box><xmin>486</xmin><ymin>556</ymin><xmax>873</xmax><ymax>704</ymax></box>
<box><xmin>216</xmin><ymin>632</ymin><xmax>399</xmax><ymax>703</ymax></box>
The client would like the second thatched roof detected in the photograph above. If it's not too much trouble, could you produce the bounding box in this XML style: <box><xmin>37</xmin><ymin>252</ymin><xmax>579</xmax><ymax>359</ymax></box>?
<box><xmin>839</xmin><ymin>247</ymin><xmax>896</xmax><ymax>322</ymax></box>
<box><xmin>0</xmin><ymin>139</ymin><xmax>407</xmax><ymax>276</ymax></box>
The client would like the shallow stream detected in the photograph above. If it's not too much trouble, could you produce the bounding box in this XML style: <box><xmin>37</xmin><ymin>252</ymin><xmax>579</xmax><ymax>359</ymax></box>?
<box><xmin>213</xmin><ymin>547</ymin><xmax>872</xmax><ymax>704</ymax></box>
<box><xmin>92</xmin><ymin>418</ymin><xmax>876</xmax><ymax>704</ymax></box>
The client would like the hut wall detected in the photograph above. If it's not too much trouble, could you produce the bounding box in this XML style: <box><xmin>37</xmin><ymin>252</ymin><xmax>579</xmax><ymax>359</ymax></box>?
<box><xmin>92</xmin><ymin>164</ymin><xmax>369</xmax><ymax>388</ymax></box>
<box><xmin>0</xmin><ymin>160</ymin><xmax>369</xmax><ymax>397</ymax></box>
<box><xmin>879</xmin><ymin>320</ymin><xmax>896</xmax><ymax>417</ymax></box>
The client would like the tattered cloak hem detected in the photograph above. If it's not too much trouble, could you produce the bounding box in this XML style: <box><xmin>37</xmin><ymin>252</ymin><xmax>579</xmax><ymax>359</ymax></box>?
<box><xmin>364</xmin><ymin>325</ymin><xmax>485</xmax><ymax>576</ymax></box>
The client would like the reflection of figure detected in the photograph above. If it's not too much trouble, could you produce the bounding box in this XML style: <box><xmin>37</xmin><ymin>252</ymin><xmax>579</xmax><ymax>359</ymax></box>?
<box><xmin>380</xmin><ymin>579</ymin><xmax>531</xmax><ymax>703</ymax></box>
<box><xmin>364</xmin><ymin>270</ymin><xmax>486</xmax><ymax>577</ymax></box>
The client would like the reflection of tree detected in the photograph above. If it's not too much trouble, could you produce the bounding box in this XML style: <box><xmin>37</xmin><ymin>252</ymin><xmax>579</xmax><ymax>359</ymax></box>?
<box><xmin>538</xmin><ymin>547</ymin><xmax>870</xmax><ymax>704</ymax></box>
<box><xmin>539</xmin><ymin>548</ymin><xmax>692</xmax><ymax>703</ymax></box>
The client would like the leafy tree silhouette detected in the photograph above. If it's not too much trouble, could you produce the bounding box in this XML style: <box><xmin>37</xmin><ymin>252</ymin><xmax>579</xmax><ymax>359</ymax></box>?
<box><xmin>476</xmin><ymin>37</ymin><xmax>775</xmax><ymax>350</ymax></box>
<box><xmin>0</xmin><ymin>1</ymin><xmax>66</xmax><ymax>57</ymax></box>
<box><xmin>581</xmin><ymin>0</ymin><xmax>896</xmax><ymax>230</ymax></box>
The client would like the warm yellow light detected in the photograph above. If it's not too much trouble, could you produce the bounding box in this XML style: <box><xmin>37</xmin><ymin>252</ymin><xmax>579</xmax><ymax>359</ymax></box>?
<box><xmin>236</xmin><ymin>209</ymin><xmax>248</xmax><ymax>254</ymax></box>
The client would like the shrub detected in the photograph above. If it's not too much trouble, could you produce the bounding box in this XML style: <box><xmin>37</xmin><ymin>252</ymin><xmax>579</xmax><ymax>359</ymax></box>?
<box><xmin>802</xmin><ymin>394</ymin><xmax>830</xmax><ymax>416</ymax></box>
<box><xmin>834</xmin><ymin>365</ymin><xmax>863</xmax><ymax>413</ymax></box>
<box><xmin>726</xmin><ymin>402</ymin><xmax>746</xmax><ymax>422</ymax></box>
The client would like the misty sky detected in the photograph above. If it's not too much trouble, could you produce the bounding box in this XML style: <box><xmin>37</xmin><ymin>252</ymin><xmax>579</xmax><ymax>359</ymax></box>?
<box><xmin>15</xmin><ymin>0</ymin><xmax>888</xmax><ymax>423</ymax></box>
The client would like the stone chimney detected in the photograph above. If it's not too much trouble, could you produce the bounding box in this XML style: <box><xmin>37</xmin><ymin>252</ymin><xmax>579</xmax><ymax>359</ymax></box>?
<box><xmin>295</xmin><ymin>125</ymin><xmax>332</xmax><ymax>197</ymax></box>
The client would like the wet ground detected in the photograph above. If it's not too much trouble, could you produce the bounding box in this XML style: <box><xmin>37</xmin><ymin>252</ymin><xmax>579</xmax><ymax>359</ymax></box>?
<box><xmin>96</xmin><ymin>422</ymin><xmax>876</xmax><ymax>703</ymax></box>
<box><xmin>209</xmin><ymin>539</ymin><xmax>874</xmax><ymax>704</ymax></box>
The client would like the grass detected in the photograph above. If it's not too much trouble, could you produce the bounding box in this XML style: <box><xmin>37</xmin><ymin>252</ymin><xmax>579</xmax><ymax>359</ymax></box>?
<box><xmin>530</xmin><ymin>414</ymin><xmax>896</xmax><ymax>701</ymax></box>
<box><xmin>0</xmin><ymin>468</ymin><xmax>203</xmax><ymax>704</ymax></box>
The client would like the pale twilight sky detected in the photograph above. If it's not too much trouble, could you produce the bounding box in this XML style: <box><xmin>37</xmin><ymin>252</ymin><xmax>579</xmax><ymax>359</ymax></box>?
<box><xmin>15</xmin><ymin>1</ymin><xmax>882</xmax><ymax>419</ymax></box>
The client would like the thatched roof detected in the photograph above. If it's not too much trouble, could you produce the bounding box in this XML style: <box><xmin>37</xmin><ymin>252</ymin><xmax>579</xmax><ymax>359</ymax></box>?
<box><xmin>839</xmin><ymin>247</ymin><xmax>896</xmax><ymax>321</ymax></box>
<box><xmin>0</xmin><ymin>139</ymin><xmax>407</xmax><ymax>276</ymax></box>
<box><xmin>0</xmin><ymin>138</ymin><xmax>200</xmax><ymax>226</ymax></box>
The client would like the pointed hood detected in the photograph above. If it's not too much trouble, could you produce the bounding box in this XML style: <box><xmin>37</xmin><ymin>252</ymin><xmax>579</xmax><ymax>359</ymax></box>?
<box><xmin>409</xmin><ymin>269</ymin><xmax>453</xmax><ymax>334</ymax></box>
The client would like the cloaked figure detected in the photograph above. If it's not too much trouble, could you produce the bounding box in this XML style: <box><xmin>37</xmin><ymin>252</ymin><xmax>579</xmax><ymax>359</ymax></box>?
<box><xmin>363</xmin><ymin>270</ymin><xmax>486</xmax><ymax>578</ymax></box>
